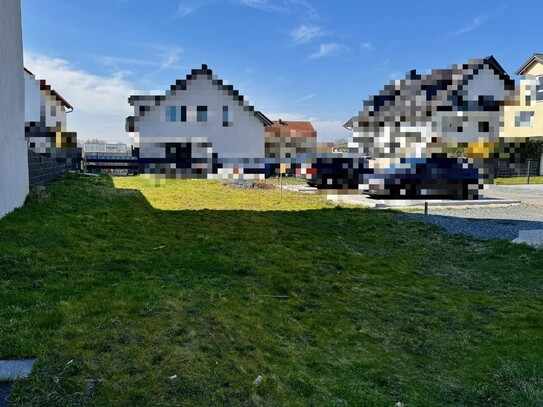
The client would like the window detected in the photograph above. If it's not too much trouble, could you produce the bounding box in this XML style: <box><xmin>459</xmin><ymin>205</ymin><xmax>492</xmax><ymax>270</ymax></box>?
<box><xmin>50</xmin><ymin>105</ymin><xmax>56</xmax><ymax>117</ymax></box>
<box><xmin>478</xmin><ymin>121</ymin><xmax>489</xmax><ymax>133</ymax></box>
<box><xmin>537</xmin><ymin>76</ymin><xmax>543</xmax><ymax>102</ymax></box>
<box><xmin>515</xmin><ymin>111</ymin><xmax>534</xmax><ymax>127</ymax></box>
<box><xmin>197</xmin><ymin>106</ymin><xmax>207</xmax><ymax>122</ymax></box>
<box><xmin>222</xmin><ymin>106</ymin><xmax>230</xmax><ymax>127</ymax></box>
<box><xmin>166</xmin><ymin>106</ymin><xmax>177</xmax><ymax>122</ymax></box>
<box><xmin>166</xmin><ymin>106</ymin><xmax>187</xmax><ymax>122</ymax></box>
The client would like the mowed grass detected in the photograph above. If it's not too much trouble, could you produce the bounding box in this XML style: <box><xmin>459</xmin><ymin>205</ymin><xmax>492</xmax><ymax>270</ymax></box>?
<box><xmin>1</xmin><ymin>174</ymin><xmax>542</xmax><ymax>406</ymax></box>
<box><xmin>121</xmin><ymin>177</ymin><xmax>323</xmax><ymax>211</ymax></box>
<box><xmin>495</xmin><ymin>176</ymin><xmax>543</xmax><ymax>185</ymax></box>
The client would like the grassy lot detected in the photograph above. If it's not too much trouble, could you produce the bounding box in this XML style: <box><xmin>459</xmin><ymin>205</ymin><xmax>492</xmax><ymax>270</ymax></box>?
<box><xmin>495</xmin><ymin>176</ymin><xmax>543</xmax><ymax>185</ymax></box>
<box><xmin>1</xmin><ymin>174</ymin><xmax>542</xmax><ymax>406</ymax></box>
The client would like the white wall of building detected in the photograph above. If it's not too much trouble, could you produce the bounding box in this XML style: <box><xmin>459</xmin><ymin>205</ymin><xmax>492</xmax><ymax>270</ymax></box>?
<box><xmin>463</xmin><ymin>67</ymin><xmax>507</xmax><ymax>102</ymax></box>
<box><xmin>24</xmin><ymin>71</ymin><xmax>41</xmax><ymax>122</ymax></box>
<box><xmin>44</xmin><ymin>94</ymin><xmax>67</xmax><ymax>129</ymax></box>
<box><xmin>133</xmin><ymin>78</ymin><xmax>266</xmax><ymax>159</ymax></box>
<box><xmin>24</xmin><ymin>70</ymin><xmax>68</xmax><ymax>130</ymax></box>
<box><xmin>0</xmin><ymin>0</ymin><xmax>28</xmax><ymax>218</ymax></box>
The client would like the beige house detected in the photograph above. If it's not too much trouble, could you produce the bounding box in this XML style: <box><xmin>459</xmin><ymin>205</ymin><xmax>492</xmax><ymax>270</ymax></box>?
<box><xmin>500</xmin><ymin>54</ymin><xmax>543</xmax><ymax>175</ymax></box>
<box><xmin>503</xmin><ymin>54</ymin><xmax>543</xmax><ymax>139</ymax></box>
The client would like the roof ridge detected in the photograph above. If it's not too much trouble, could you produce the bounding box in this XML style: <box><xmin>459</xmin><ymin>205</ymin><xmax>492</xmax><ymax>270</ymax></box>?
<box><xmin>23</xmin><ymin>67</ymin><xmax>73</xmax><ymax>109</ymax></box>
<box><xmin>516</xmin><ymin>54</ymin><xmax>543</xmax><ymax>75</ymax></box>
<box><xmin>129</xmin><ymin>64</ymin><xmax>272</xmax><ymax>126</ymax></box>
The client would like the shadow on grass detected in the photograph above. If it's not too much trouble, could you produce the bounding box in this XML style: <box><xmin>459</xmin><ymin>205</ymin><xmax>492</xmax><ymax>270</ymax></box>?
<box><xmin>404</xmin><ymin>212</ymin><xmax>543</xmax><ymax>241</ymax></box>
<box><xmin>1</xmin><ymin>174</ymin><xmax>542</xmax><ymax>406</ymax></box>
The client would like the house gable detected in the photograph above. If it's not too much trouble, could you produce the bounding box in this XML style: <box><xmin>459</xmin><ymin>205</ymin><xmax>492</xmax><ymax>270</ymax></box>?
<box><xmin>515</xmin><ymin>53</ymin><xmax>543</xmax><ymax>76</ymax></box>
<box><xmin>129</xmin><ymin>64</ymin><xmax>272</xmax><ymax>126</ymax></box>
<box><xmin>24</xmin><ymin>68</ymin><xmax>72</xmax><ymax>130</ymax></box>
<box><xmin>128</xmin><ymin>65</ymin><xmax>271</xmax><ymax>160</ymax></box>
<box><xmin>350</xmin><ymin>57</ymin><xmax>514</xmax><ymax>158</ymax></box>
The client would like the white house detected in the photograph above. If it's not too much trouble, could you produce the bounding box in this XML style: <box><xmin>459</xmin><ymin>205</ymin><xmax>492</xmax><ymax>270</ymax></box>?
<box><xmin>24</xmin><ymin>68</ymin><xmax>80</xmax><ymax>168</ymax></box>
<box><xmin>0</xmin><ymin>0</ymin><xmax>28</xmax><ymax>218</ymax></box>
<box><xmin>127</xmin><ymin>64</ymin><xmax>272</xmax><ymax>179</ymax></box>
<box><xmin>24</xmin><ymin>68</ymin><xmax>72</xmax><ymax>131</ymax></box>
<box><xmin>347</xmin><ymin>56</ymin><xmax>515</xmax><ymax>161</ymax></box>
<box><xmin>345</xmin><ymin>56</ymin><xmax>516</xmax><ymax>192</ymax></box>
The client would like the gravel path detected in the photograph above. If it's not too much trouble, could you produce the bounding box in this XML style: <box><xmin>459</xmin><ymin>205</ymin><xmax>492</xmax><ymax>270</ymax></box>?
<box><xmin>401</xmin><ymin>203</ymin><xmax>543</xmax><ymax>241</ymax></box>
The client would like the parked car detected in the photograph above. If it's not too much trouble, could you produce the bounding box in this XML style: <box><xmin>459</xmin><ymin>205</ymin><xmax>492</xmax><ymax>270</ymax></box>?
<box><xmin>297</xmin><ymin>155</ymin><xmax>371</xmax><ymax>190</ymax></box>
<box><xmin>364</xmin><ymin>157</ymin><xmax>481</xmax><ymax>200</ymax></box>
<box><xmin>300</xmin><ymin>155</ymin><xmax>482</xmax><ymax>199</ymax></box>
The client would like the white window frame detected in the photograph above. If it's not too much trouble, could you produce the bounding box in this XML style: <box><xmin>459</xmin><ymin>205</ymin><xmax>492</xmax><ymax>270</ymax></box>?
<box><xmin>514</xmin><ymin>111</ymin><xmax>534</xmax><ymax>127</ymax></box>
<box><xmin>536</xmin><ymin>75</ymin><xmax>543</xmax><ymax>102</ymax></box>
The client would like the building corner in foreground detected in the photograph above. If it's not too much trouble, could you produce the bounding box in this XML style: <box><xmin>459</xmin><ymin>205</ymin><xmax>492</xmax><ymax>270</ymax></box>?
<box><xmin>0</xmin><ymin>0</ymin><xmax>28</xmax><ymax>219</ymax></box>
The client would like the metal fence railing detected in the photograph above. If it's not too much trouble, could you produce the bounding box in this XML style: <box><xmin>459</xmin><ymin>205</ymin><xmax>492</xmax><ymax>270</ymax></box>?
<box><xmin>497</xmin><ymin>159</ymin><xmax>541</xmax><ymax>178</ymax></box>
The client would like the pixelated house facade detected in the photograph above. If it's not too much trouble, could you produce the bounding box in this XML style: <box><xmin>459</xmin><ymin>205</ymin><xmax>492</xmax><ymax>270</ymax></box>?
<box><xmin>126</xmin><ymin>64</ymin><xmax>273</xmax><ymax>179</ymax></box>
<box><xmin>24</xmin><ymin>68</ymin><xmax>81</xmax><ymax>168</ymax></box>
<box><xmin>347</xmin><ymin>56</ymin><xmax>515</xmax><ymax>165</ymax></box>
<box><xmin>264</xmin><ymin>120</ymin><xmax>317</xmax><ymax>174</ymax></box>
<box><xmin>503</xmin><ymin>54</ymin><xmax>543</xmax><ymax>140</ymax></box>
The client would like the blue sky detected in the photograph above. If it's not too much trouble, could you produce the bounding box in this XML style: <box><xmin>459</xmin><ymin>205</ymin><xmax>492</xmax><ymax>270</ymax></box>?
<box><xmin>21</xmin><ymin>0</ymin><xmax>543</xmax><ymax>143</ymax></box>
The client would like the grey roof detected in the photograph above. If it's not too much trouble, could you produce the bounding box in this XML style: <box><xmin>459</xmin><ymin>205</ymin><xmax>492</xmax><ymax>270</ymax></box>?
<box><xmin>351</xmin><ymin>56</ymin><xmax>514</xmax><ymax>127</ymax></box>
<box><xmin>515</xmin><ymin>53</ymin><xmax>543</xmax><ymax>75</ymax></box>
<box><xmin>128</xmin><ymin>64</ymin><xmax>272</xmax><ymax>127</ymax></box>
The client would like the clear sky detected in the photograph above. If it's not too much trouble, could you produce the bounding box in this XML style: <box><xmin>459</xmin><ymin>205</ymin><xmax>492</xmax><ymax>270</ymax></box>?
<box><xmin>21</xmin><ymin>0</ymin><xmax>543</xmax><ymax>144</ymax></box>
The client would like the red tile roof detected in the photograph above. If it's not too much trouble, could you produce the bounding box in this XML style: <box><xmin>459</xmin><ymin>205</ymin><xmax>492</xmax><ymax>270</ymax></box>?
<box><xmin>265</xmin><ymin>120</ymin><xmax>317</xmax><ymax>138</ymax></box>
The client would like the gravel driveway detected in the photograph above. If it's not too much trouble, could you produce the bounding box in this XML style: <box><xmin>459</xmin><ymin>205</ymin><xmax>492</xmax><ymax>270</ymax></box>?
<box><xmin>400</xmin><ymin>184</ymin><xmax>543</xmax><ymax>241</ymax></box>
<box><xmin>402</xmin><ymin>203</ymin><xmax>543</xmax><ymax>240</ymax></box>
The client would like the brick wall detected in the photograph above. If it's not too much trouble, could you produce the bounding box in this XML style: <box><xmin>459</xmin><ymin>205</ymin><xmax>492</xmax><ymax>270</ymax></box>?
<box><xmin>28</xmin><ymin>150</ymin><xmax>67</xmax><ymax>187</ymax></box>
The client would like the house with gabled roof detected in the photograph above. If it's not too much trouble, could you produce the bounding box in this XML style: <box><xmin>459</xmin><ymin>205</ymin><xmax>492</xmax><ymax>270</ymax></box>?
<box><xmin>265</xmin><ymin>119</ymin><xmax>317</xmax><ymax>156</ymax></box>
<box><xmin>264</xmin><ymin>119</ymin><xmax>318</xmax><ymax>176</ymax></box>
<box><xmin>347</xmin><ymin>56</ymin><xmax>515</xmax><ymax>160</ymax></box>
<box><xmin>502</xmin><ymin>53</ymin><xmax>543</xmax><ymax>140</ymax></box>
<box><xmin>24</xmin><ymin>68</ymin><xmax>81</xmax><ymax>169</ymax></box>
<box><xmin>345</xmin><ymin>56</ymin><xmax>516</xmax><ymax>191</ymax></box>
<box><xmin>126</xmin><ymin>64</ymin><xmax>273</xmax><ymax>179</ymax></box>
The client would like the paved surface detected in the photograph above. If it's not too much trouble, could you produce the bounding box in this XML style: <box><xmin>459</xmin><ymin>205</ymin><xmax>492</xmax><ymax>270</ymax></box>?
<box><xmin>402</xmin><ymin>204</ymin><xmax>543</xmax><ymax>241</ymax></box>
<box><xmin>327</xmin><ymin>193</ymin><xmax>520</xmax><ymax>209</ymax></box>
<box><xmin>0</xmin><ymin>359</ymin><xmax>36</xmax><ymax>406</ymax></box>
<box><xmin>486</xmin><ymin>184</ymin><xmax>543</xmax><ymax>206</ymax></box>
<box><xmin>289</xmin><ymin>183</ymin><xmax>543</xmax><ymax>247</ymax></box>
<box><xmin>0</xmin><ymin>383</ymin><xmax>12</xmax><ymax>407</ymax></box>
<box><xmin>400</xmin><ymin>185</ymin><xmax>543</xmax><ymax>246</ymax></box>
<box><xmin>513</xmin><ymin>229</ymin><xmax>543</xmax><ymax>248</ymax></box>
<box><xmin>0</xmin><ymin>359</ymin><xmax>35</xmax><ymax>381</ymax></box>
<box><xmin>281</xmin><ymin>184</ymin><xmax>318</xmax><ymax>194</ymax></box>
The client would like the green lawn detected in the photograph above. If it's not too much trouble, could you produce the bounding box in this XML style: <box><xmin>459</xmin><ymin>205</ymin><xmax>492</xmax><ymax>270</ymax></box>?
<box><xmin>1</xmin><ymin>174</ymin><xmax>542</xmax><ymax>406</ymax></box>
<box><xmin>495</xmin><ymin>176</ymin><xmax>543</xmax><ymax>185</ymax></box>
